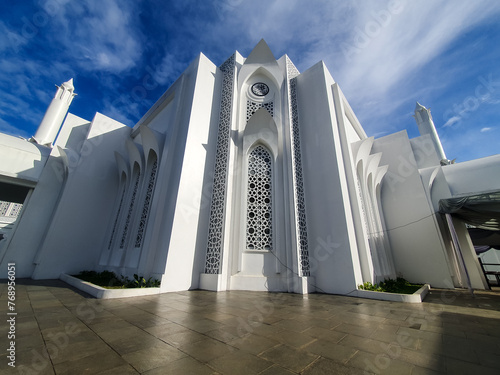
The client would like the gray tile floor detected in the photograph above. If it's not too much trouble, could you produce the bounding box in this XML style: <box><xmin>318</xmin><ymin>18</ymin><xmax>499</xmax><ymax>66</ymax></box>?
<box><xmin>1</xmin><ymin>280</ymin><xmax>499</xmax><ymax>374</ymax></box>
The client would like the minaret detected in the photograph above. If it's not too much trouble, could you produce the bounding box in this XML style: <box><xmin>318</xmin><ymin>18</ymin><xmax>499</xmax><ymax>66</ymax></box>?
<box><xmin>413</xmin><ymin>102</ymin><xmax>448</xmax><ymax>163</ymax></box>
<box><xmin>32</xmin><ymin>78</ymin><xmax>76</xmax><ymax>146</ymax></box>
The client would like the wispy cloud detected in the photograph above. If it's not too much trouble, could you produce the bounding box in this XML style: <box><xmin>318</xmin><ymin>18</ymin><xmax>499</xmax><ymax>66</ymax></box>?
<box><xmin>194</xmin><ymin>1</ymin><xmax>500</xmax><ymax>137</ymax></box>
<box><xmin>41</xmin><ymin>0</ymin><xmax>143</xmax><ymax>74</ymax></box>
<box><xmin>151</xmin><ymin>52</ymin><xmax>187</xmax><ymax>86</ymax></box>
<box><xmin>0</xmin><ymin>0</ymin><xmax>147</xmax><ymax>133</ymax></box>
<box><xmin>443</xmin><ymin>116</ymin><xmax>461</xmax><ymax>128</ymax></box>
<box><xmin>327</xmin><ymin>2</ymin><xmax>500</xmax><ymax>125</ymax></box>
<box><xmin>480</xmin><ymin>127</ymin><xmax>492</xmax><ymax>132</ymax></box>
<box><xmin>0</xmin><ymin>0</ymin><xmax>499</xmax><ymax>162</ymax></box>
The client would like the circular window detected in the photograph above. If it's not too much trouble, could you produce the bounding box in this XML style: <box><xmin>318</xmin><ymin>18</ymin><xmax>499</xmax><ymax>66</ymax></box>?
<box><xmin>251</xmin><ymin>82</ymin><xmax>269</xmax><ymax>96</ymax></box>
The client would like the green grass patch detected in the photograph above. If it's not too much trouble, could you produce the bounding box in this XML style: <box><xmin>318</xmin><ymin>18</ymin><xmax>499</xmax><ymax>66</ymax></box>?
<box><xmin>358</xmin><ymin>277</ymin><xmax>422</xmax><ymax>294</ymax></box>
<box><xmin>73</xmin><ymin>270</ymin><xmax>161</xmax><ymax>289</ymax></box>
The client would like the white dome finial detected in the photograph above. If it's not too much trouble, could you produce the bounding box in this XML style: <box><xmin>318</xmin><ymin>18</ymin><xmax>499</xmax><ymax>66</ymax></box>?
<box><xmin>415</xmin><ymin>102</ymin><xmax>426</xmax><ymax>112</ymax></box>
<box><xmin>62</xmin><ymin>78</ymin><xmax>75</xmax><ymax>92</ymax></box>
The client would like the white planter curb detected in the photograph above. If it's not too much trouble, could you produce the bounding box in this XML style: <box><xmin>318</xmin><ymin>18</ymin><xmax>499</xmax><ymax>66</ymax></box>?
<box><xmin>60</xmin><ymin>273</ymin><xmax>161</xmax><ymax>299</ymax></box>
<box><xmin>347</xmin><ymin>284</ymin><xmax>431</xmax><ymax>303</ymax></box>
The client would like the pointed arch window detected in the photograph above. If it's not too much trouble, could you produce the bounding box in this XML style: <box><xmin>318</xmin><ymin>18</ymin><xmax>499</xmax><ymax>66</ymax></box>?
<box><xmin>134</xmin><ymin>156</ymin><xmax>158</xmax><ymax>248</ymax></box>
<box><xmin>246</xmin><ymin>145</ymin><xmax>273</xmax><ymax>251</ymax></box>
<box><xmin>120</xmin><ymin>166</ymin><xmax>140</xmax><ymax>249</ymax></box>
<box><xmin>108</xmin><ymin>173</ymin><xmax>127</xmax><ymax>250</ymax></box>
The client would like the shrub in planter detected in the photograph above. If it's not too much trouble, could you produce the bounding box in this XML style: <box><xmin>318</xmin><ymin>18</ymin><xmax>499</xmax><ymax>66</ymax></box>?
<box><xmin>73</xmin><ymin>271</ymin><xmax>161</xmax><ymax>289</ymax></box>
<box><xmin>358</xmin><ymin>277</ymin><xmax>422</xmax><ymax>294</ymax></box>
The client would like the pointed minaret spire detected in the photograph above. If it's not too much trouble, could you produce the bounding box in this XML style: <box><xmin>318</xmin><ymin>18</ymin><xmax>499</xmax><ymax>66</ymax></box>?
<box><xmin>32</xmin><ymin>78</ymin><xmax>77</xmax><ymax>146</ymax></box>
<box><xmin>413</xmin><ymin>102</ymin><xmax>447</xmax><ymax>163</ymax></box>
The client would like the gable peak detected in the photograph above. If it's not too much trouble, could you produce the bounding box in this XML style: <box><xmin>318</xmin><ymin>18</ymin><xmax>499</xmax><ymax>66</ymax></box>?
<box><xmin>244</xmin><ymin>39</ymin><xmax>277</xmax><ymax>66</ymax></box>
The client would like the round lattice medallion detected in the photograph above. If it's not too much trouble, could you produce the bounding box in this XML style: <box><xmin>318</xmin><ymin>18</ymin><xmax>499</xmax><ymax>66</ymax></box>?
<box><xmin>251</xmin><ymin>82</ymin><xmax>269</xmax><ymax>97</ymax></box>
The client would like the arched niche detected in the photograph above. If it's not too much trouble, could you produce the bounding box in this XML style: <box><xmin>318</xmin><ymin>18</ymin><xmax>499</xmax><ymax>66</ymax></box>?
<box><xmin>126</xmin><ymin>139</ymin><xmax>144</xmax><ymax>176</ymax></box>
<box><xmin>239</xmin><ymin>67</ymin><xmax>282</xmax><ymax>131</ymax></box>
<box><xmin>119</xmin><ymin>161</ymin><xmax>141</xmax><ymax>251</ymax></box>
<box><xmin>243</xmin><ymin>108</ymin><xmax>278</xmax><ymax>159</ymax></box>
<box><xmin>237</xmin><ymin>39</ymin><xmax>284</xmax><ymax>92</ymax></box>
<box><xmin>114</xmin><ymin>152</ymin><xmax>129</xmax><ymax>180</ymax></box>
<box><xmin>104</xmin><ymin>170</ymin><xmax>128</xmax><ymax>255</ymax></box>
<box><xmin>139</xmin><ymin>126</ymin><xmax>163</xmax><ymax>166</ymax></box>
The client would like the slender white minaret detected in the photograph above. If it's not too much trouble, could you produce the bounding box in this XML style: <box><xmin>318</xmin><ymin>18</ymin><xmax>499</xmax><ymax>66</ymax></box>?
<box><xmin>32</xmin><ymin>78</ymin><xmax>76</xmax><ymax>146</ymax></box>
<box><xmin>413</xmin><ymin>102</ymin><xmax>447</xmax><ymax>162</ymax></box>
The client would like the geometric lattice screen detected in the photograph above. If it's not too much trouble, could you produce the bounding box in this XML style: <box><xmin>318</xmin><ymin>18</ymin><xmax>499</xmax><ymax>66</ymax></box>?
<box><xmin>246</xmin><ymin>145</ymin><xmax>273</xmax><ymax>251</ymax></box>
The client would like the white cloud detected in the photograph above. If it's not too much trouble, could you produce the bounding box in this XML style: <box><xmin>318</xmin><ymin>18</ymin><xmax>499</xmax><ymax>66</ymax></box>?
<box><xmin>329</xmin><ymin>2</ymin><xmax>500</xmax><ymax>106</ymax></box>
<box><xmin>443</xmin><ymin>116</ymin><xmax>461</xmax><ymax>128</ymax></box>
<box><xmin>0</xmin><ymin>21</ymin><xmax>29</xmax><ymax>54</ymax></box>
<box><xmin>201</xmin><ymin>1</ymin><xmax>500</xmax><ymax>133</ymax></box>
<box><xmin>480</xmin><ymin>127</ymin><xmax>492</xmax><ymax>132</ymax></box>
<box><xmin>152</xmin><ymin>53</ymin><xmax>187</xmax><ymax>86</ymax></box>
<box><xmin>2</xmin><ymin>0</ymin><xmax>500</xmax><ymax>160</ymax></box>
<box><xmin>42</xmin><ymin>0</ymin><xmax>143</xmax><ymax>74</ymax></box>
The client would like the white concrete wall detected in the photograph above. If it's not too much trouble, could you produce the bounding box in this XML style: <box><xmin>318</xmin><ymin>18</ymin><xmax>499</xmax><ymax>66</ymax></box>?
<box><xmin>298</xmin><ymin>62</ymin><xmax>362</xmax><ymax>295</ymax></box>
<box><xmin>410</xmin><ymin>134</ymin><xmax>441</xmax><ymax>169</ymax></box>
<box><xmin>131</xmin><ymin>84</ymin><xmax>183</xmax><ymax>280</ymax></box>
<box><xmin>372</xmin><ymin>131</ymin><xmax>454</xmax><ymax>288</ymax></box>
<box><xmin>134</xmin><ymin>54</ymin><xmax>217</xmax><ymax>292</ymax></box>
<box><xmin>0</xmin><ymin>166</ymin><xmax>63</xmax><ymax>278</ymax></box>
<box><xmin>332</xmin><ymin>85</ymin><xmax>378</xmax><ymax>285</ymax></box>
<box><xmin>54</xmin><ymin>113</ymin><xmax>91</xmax><ymax>151</ymax></box>
<box><xmin>0</xmin><ymin>137</ymin><xmax>62</xmax><ymax>277</ymax></box>
<box><xmin>30</xmin><ymin>113</ymin><xmax>130</xmax><ymax>279</ymax></box>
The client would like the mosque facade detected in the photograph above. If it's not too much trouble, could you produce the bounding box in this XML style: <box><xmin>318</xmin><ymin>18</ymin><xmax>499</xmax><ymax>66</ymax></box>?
<box><xmin>1</xmin><ymin>40</ymin><xmax>498</xmax><ymax>295</ymax></box>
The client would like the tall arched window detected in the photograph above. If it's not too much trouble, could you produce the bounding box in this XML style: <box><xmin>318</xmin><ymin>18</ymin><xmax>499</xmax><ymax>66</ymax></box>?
<box><xmin>120</xmin><ymin>165</ymin><xmax>140</xmax><ymax>249</ymax></box>
<box><xmin>246</xmin><ymin>145</ymin><xmax>273</xmax><ymax>251</ymax></box>
<box><xmin>107</xmin><ymin>172</ymin><xmax>127</xmax><ymax>250</ymax></box>
<box><xmin>134</xmin><ymin>155</ymin><xmax>158</xmax><ymax>248</ymax></box>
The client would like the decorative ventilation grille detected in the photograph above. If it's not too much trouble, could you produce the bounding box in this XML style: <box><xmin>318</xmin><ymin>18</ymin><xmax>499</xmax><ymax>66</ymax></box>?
<box><xmin>120</xmin><ymin>171</ymin><xmax>140</xmax><ymax>249</ymax></box>
<box><xmin>0</xmin><ymin>201</ymin><xmax>10</xmax><ymax>217</ymax></box>
<box><xmin>246</xmin><ymin>146</ymin><xmax>273</xmax><ymax>251</ymax></box>
<box><xmin>357</xmin><ymin>178</ymin><xmax>370</xmax><ymax>238</ymax></box>
<box><xmin>246</xmin><ymin>100</ymin><xmax>274</xmax><ymax>121</ymax></box>
<box><xmin>204</xmin><ymin>54</ymin><xmax>236</xmax><ymax>274</ymax></box>
<box><xmin>108</xmin><ymin>185</ymin><xmax>126</xmax><ymax>250</ymax></box>
<box><xmin>10</xmin><ymin>204</ymin><xmax>22</xmax><ymax>217</ymax></box>
<box><xmin>286</xmin><ymin>57</ymin><xmax>310</xmax><ymax>276</ymax></box>
<box><xmin>135</xmin><ymin>159</ymin><xmax>158</xmax><ymax>248</ymax></box>
<box><xmin>0</xmin><ymin>201</ymin><xmax>23</xmax><ymax>218</ymax></box>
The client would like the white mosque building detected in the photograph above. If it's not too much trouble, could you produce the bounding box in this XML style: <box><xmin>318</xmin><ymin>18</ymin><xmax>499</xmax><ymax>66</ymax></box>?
<box><xmin>0</xmin><ymin>40</ymin><xmax>499</xmax><ymax>295</ymax></box>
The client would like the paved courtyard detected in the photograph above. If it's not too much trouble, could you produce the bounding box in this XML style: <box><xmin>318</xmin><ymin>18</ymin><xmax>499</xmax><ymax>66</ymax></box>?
<box><xmin>0</xmin><ymin>280</ymin><xmax>499</xmax><ymax>374</ymax></box>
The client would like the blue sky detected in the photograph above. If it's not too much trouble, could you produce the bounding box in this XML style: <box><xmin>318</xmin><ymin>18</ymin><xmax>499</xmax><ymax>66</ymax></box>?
<box><xmin>0</xmin><ymin>0</ymin><xmax>499</xmax><ymax>162</ymax></box>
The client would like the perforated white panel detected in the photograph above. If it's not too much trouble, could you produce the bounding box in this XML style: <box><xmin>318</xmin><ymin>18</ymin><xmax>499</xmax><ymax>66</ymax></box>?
<box><xmin>286</xmin><ymin>57</ymin><xmax>310</xmax><ymax>276</ymax></box>
<box><xmin>120</xmin><ymin>171</ymin><xmax>140</xmax><ymax>249</ymax></box>
<box><xmin>246</xmin><ymin>146</ymin><xmax>273</xmax><ymax>251</ymax></box>
<box><xmin>205</xmin><ymin>54</ymin><xmax>236</xmax><ymax>274</ymax></box>
<box><xmin>135</xmin><ymin>159</ymin><xmax>158</xmax><ymax>248</ymax></box>
<box><xmin>246</xmin><ymin>100</ymin><xmax>273</xmax><ymax>121</ymax></box>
